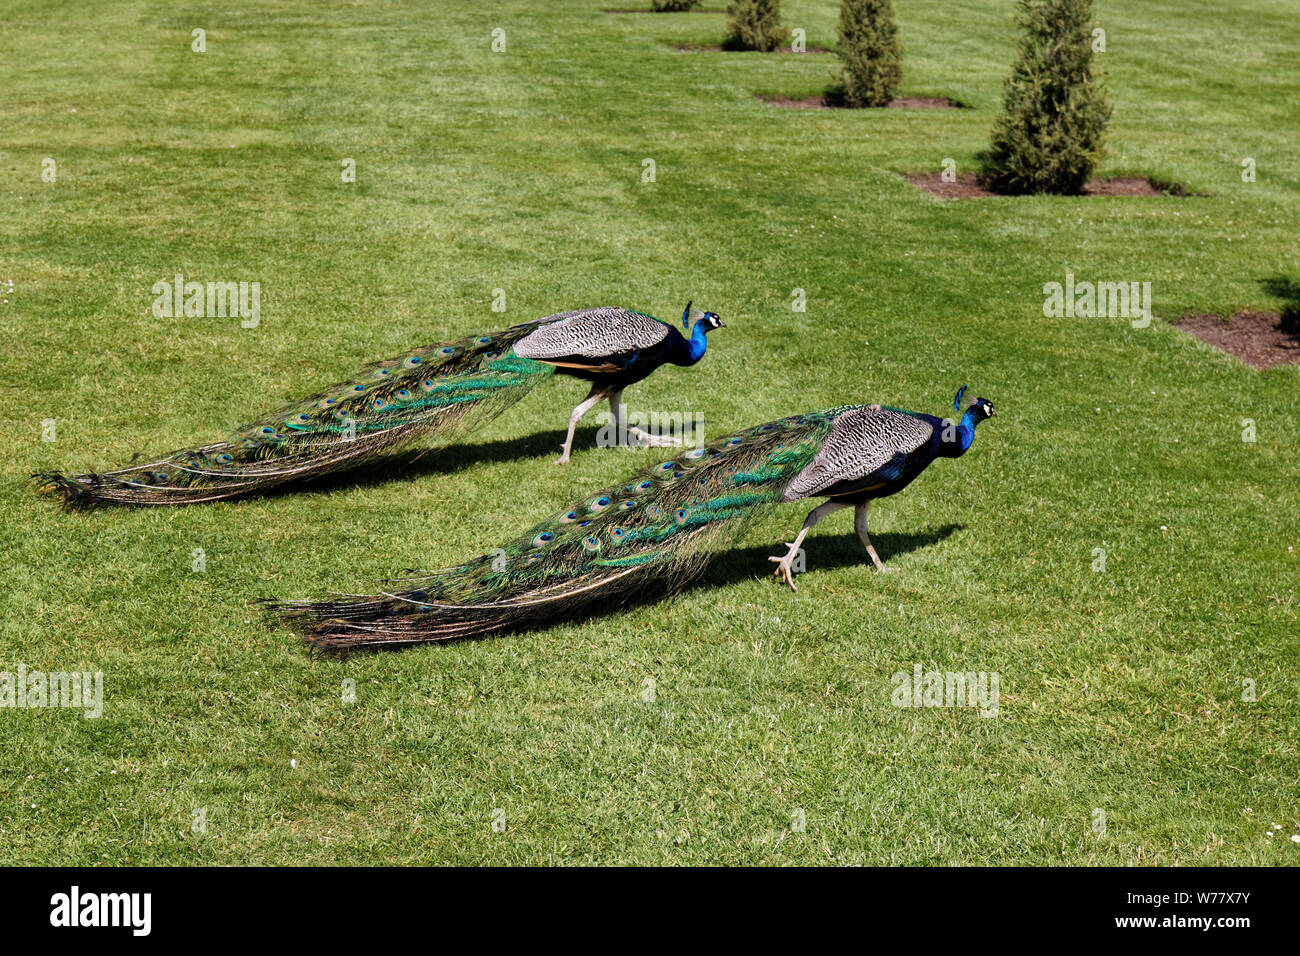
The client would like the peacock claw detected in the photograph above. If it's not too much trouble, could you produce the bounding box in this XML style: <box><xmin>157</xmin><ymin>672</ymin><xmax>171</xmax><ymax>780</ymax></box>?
<box><xmin>554</xmin><ymin>455</ymin><xmax>570</xmax><ymax>465</ymax></box>
<box><xmin>767</xmin><ymin>552</ymin><xmax>799</xmax><ymax>592</ymax></box>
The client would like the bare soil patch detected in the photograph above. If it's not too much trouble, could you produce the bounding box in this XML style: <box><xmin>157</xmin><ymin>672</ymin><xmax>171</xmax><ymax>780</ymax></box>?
<box><xmin>759</xmin><ymin>94</ymin><xmax>962</xmax><ymax>109</ymax></box>
<box><xmin>906</xmin><ymin>171</ymin><xmax>990</xmax><ymax>199</ymax></box>
<box><xmin>1084</xmin><ymin>177</ymin><xmax>1178</xmax><ymax>196</ymax></box>
<box><xmin>906</xmin><ymin>171</ymin><xmax>1189</xmax><ymax>200</ymax></box>
<box><xmin>1177</xmin><ymin>311</ymin><xmax>1300</xmax><ymax>369</ymax></box>
<box><xmin>888</xmin><ymin>97</ymin><xmax>963</xmax><ymax>109</ymax></box>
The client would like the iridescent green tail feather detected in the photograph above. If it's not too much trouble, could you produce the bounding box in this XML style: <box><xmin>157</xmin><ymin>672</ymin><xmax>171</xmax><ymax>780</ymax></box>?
<box><xmin>271</xmin><ymin>409</ymin><xmax>842</xmax><ymax>650</ymax></box>
<box><xmin>36</xmin><ymin>323</ymin><xmax>554</xmax><ymax>507</ymax></box>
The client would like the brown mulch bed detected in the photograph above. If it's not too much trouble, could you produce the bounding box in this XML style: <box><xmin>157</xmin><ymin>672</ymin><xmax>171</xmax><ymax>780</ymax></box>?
<box><xmin>1176</xmin><ymin>311</ymin><xmax>1300</xmax><ymax>369</ymax></box>
<box><xmin>676</xmin><ymin>44</ymin><xmax>832</xmax><ymax>53</ymax></box>
<box><xmin>906</xmin><ymin>171</ymin><xmax>1188</xmax><ymax>199</ymax></box>
<box><xmin>759</xmin><ymin>94</ymin><xmax>962</xmax><ymax>109</ymax></box>
<box><xmin>1085</xmin><ymin>177</ymin><xmax>1182</xmax><ymax>196</ymax></box>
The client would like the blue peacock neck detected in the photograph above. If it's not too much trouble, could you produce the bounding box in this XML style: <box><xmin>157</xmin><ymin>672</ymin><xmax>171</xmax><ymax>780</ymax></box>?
<box><xmin>938</xmin><ymin>407</ymin><xmax>982</xmax><ymax>457</ymax></box>
<box><xmin>677</xmin><ymin>320</ymin><xmax>711</xmax><ymax>365</ymax></box>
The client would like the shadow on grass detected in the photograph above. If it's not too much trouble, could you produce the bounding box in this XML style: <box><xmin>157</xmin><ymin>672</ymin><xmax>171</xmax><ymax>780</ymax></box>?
<box><xmin>1260</xmin><ymin>276</ymin><xmax>1300</xmax><ymax>331</ymax></box>
<box><xmin>692</xmin><ymin>525</ymin><xmax>963</xmax><ymax>590</ymax></box>
<box><xmin>260</xmin><ymin>425</ymin><xmax>603</xmax><ymax>500</ymax></box>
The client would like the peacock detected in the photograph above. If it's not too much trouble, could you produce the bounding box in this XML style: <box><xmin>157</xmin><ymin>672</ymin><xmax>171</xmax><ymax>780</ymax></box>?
<box><xmin>272</xmin><ymin>387</ymin><xmax>996</xmax><ymax>651</ymax></box>
<box><xmin>36</xmin><ymin>303</ymin><xmax>724</xmax><ymax>507</ymax></box>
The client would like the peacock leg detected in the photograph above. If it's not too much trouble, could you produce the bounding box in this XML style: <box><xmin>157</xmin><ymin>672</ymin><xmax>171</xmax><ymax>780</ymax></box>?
<box><xmin>854</xmin><ymin>501</ymin><xmax>888</xmax><ymax>572</ymax></box>
<box><xmin>768</xmin><ymin>501</ymin><xmax>848</xmax><ymax>591</ymax></box>
<box><xmin>557</xmin><ymin>386</ymin><xmax>608</xmax><ymax>465</ymax></box>
<box><xmin>609</xmin><ymin>389</ymin><xmax>681</xmax><ymax>449</ymax></box>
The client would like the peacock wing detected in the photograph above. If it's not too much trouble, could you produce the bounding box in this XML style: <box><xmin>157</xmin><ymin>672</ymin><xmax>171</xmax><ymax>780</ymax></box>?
<box><xmin>781</xmin><ymin>405</ymin><xmax>933</xmax><ymax>502</ymax></box>
<box><xmin>513</xmin><ymin>307</ymin><xmax>672</xmax><ymax>363</ymax></box>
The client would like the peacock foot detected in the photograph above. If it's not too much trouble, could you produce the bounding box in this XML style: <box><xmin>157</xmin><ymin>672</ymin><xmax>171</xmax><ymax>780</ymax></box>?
<box><xmin>767</xmin><ymin>544</ymin><xmax>801</xmax><ymax>592</ymax></box>
<box><xmin>628</xmin><ymin>428</ymin><xmax>681</xmax><ymax>449</ymax></box>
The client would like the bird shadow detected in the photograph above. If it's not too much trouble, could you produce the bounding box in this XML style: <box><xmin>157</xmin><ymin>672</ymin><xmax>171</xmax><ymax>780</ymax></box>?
<box><xmin>686</xmin><ymin>524</ymin><xmax>964</xmax><ymax>593</ymax></box>
<box><xmin>258</xmin><ymin>426</ymin><xmax>603</xmax><ymax>500</ymax></box>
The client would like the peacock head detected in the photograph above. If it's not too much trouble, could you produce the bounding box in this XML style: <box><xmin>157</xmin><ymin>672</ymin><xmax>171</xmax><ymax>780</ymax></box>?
<box><xmin>682</xmin><ymin>300</ymin><xmax>724</xmax><ymax>333</ymax></box>
<box><xmin>954</xmin><ymin>385</ymin><xmax>995</xmax><ymax>424</ymax></box>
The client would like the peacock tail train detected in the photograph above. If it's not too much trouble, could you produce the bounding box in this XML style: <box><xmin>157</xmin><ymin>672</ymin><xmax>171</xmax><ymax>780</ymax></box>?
<box><xmin>36</xmin><ymin>321</ymin><xmax>556</xmax><ymax>507</ymax></box>
<box><xmin>272</xmin><ymin>408</ymin><xmax>848</xmax><ymax>651</ymax></box>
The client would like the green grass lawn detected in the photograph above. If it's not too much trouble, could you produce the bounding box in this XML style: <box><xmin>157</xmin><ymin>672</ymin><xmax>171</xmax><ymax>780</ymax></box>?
<box><xmin>2</xmin><ymin>0</ymin><xmax>1298</xmax><ymax>865</ymax></box>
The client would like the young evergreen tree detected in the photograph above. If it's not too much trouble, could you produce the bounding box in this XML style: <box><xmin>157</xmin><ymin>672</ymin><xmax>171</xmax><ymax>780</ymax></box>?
<box><xmin>836</xmin><ymin>0</ymin><xmax>903</xmax><ymax>108</ymax></box>
<box><xmin>723</xmin><ymin>0</ymin><xmax>790</xmax><ymax>52</ymax></box>
<box><xmin>985</xmin><ymin>0</ymin><xmax>1111</xmax><ymax>194</ymax></box>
